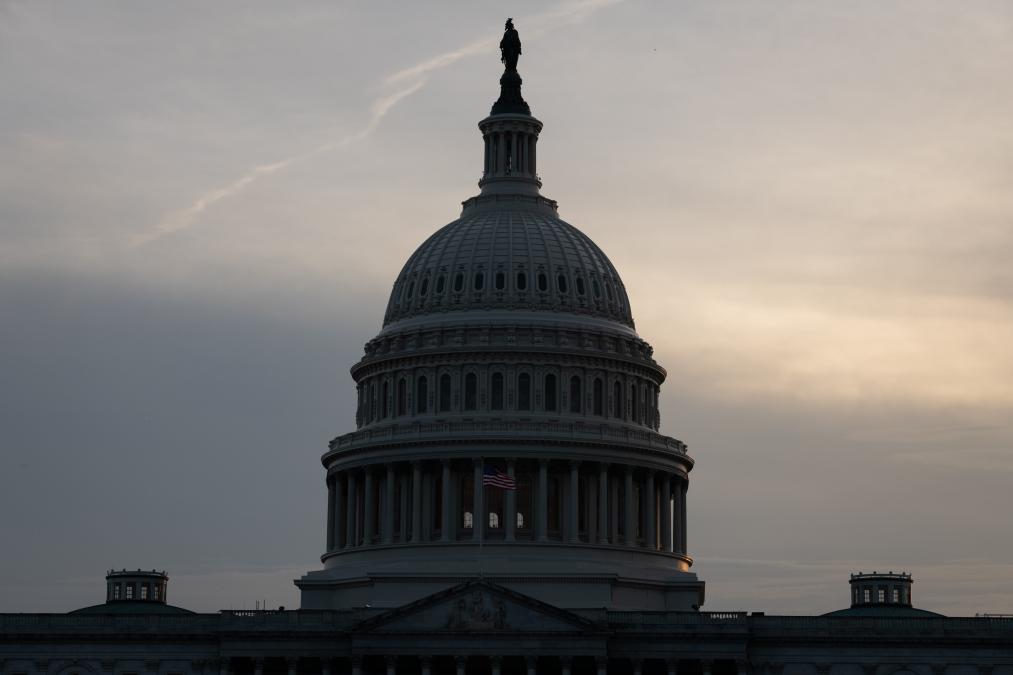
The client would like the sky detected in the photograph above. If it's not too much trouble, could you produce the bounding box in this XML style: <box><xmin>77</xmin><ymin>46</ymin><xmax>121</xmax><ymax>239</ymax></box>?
<box><xmin>1</xmin><ymin>1</ymin><xmax>1012</xmax><ymax>616</ymax></box>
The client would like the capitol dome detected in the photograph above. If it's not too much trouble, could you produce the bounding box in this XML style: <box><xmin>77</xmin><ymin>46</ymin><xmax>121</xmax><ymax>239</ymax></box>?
<box><xmin>299</xmin><ymin>30</ymin><xmax>703</xmax><ymax>613</ymax></box>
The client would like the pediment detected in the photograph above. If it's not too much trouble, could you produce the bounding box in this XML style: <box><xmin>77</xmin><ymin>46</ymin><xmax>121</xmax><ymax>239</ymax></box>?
<box><xmin>354</xmin><ymin>580</ymin><xmax>600</xmax><ymax>634</ymax></box>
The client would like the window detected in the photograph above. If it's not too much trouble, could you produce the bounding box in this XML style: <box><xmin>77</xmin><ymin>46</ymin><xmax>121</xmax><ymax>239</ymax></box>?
<box><xmin>878</xmin><ymin>588</ymin><xmax>886</xmax><ymax>603</ymax></box>
<box><xmin>892</xmin><ymin>588</ymin><xmax>900</xmax><ymax>603</ymax></box>
<box><xmin>516</xmin><ymin>272</ymin><xmax>527</xmax><ymax>291</ymax></box>
<box><xmin>605</xmin><ymin>281</ymin><xmax>614</xmax><ymax>301</ymax></box>
<box><xmin>544</xmin><ymin>374</ymin><xmax>557</xmax><ymax>412</ymax></box>
<box><xmin>593</xmin><ymin>378</ymin><xmax>604</xmax><ymax>416</ymax></box>
<box><xmin>396</xmin><ymin>378</ymin><xmax>407</xmax><ymax>416</ymax></box>
<box><xmin>557</xmin><ymin>274</ymin><xmax>568</xmax><ymax>293</ymax></box>
<box><xmin>518</xmin><ymin>373</ymin><xmax>531</xmax><ymax>411</ymax></box>
<box><xmin>474</xmin><ymin>272</ymin><xmax>485</xmax><ymax>291</ymax></box>
<box><xmin>419</xmin><ymin>277</ymin><xmax>429</xmax><ymax>296</ymax></box>
<box><xmin>576</xmin><ymin>276</ymin><xmax>586</xmax><ymax>295</ymax></box>
<box><xmin>405</xmin><ymin>281</ymin><xmax>414</xmax><ymax>300</ymax></box>
<box><xmin>495</xmin><ymin>271</ymin><xmax>505</xmax><ymax>290</ymax></box>
<box><xmin>416</xmin><ymin>376</ymin><xmax>428</xmax><ymax>414</ymax></box>
<box><xmin>863</xmin><ymin>588</ymin><xmax>871</xmax><ymax>603</ymax></box>
<box><xmin>613</xmin><ymin>381</ymin><xmax>622</xmax><ymax>418</ymax></box>
<box><xmin>569</xmin><ymin>375</ymin><xmax>582</xmax><ymax>413</ymax></box>
<box><xmin>491</xmin><ymin>372</ymin><xmax>504</xmax><ymax>410</ymax></box>
<box><xmin>140</xmin><ymin>585</ymin><xmax>148</xmax><ymax>600</ymax></box>
<box><xmin>592</xmin><ymin>278</ymin><xmax>601</xmax><ymax>298</ymax></box>
<box><xmin>369</xmin><ymin>383</ymin><xmax>376</xmax><ymax>421</ymax></box>
<box><xmin>126</xmin><ymin>584</ymin><xmax>134</xmax><ymax>599</ymax></box>
<box><xmin>112</xmin><ymin>584</ymin><xmax>121</xmax><ymax>600</ymax></box>
<box><xmin>439</xmin><ymin>374</ymin><xmax>452</xmax><ymax>412</ymax></box>
<box><xmin>436</xmin><ymin>275</ymin><xmax>446</xmax><ymax>294</ymax></box>
<box><xmin>537</xmin><ymin>272</ymin><xmax>548</xmax><ymax>292</ymax></box>
<box><xmin>153</xmin><ymin>584</ymin><xmax>161</xmax><ymax>601</ymax></box>
<box><xmin>464</xmin><ymin>373</ymin><xmax>477</xmax><ymax>411</ymax></box>
<box><xmin>382</xmin><ymin>381</ymin><xmax>390</xmax><ymax>418</ymax></box>
<box><xmin>629</xmin><ymin>383</ymin><xmax>638</xmax><ymax>422</ymax></box>
<box><xmin>454</xmin><ymin>273</ymin><xmax>464</xmax><ymax>292</ymax></box>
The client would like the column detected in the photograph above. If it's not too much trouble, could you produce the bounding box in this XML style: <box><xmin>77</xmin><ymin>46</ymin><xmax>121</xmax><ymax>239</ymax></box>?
<box><xmin>610</xmin><ymin>474</ymin><xmax>620</xmax><ymax>542</ymax></box>
<box><xmin>596</xmin><ymin>657</ymin><xmax>608</xmax><ymax>675</ymax></box>
<box><xmin>598</xmin><ymin>463</ymin><xmax>609</xmax><ymax>544</ymax></box>
<box><xmin>701</xmin><ymin>660</ymin><xmax>713</xmax><ymax>675</ymax></box>
<box><xmin>456</xmin><ymin>656</ymin><xmax>467</xmax><ymax>675</ymax></box>
<box><xmin>672</xmin><ymin>477</ymin><xmax>683</xmax><ymax>555</ymax></box>
<box><xmin>352</xmin><ymin>657</ymin><xmax>363</xmax><ymax>675</ymax></box>
<box><xmin>422</xmin><ymin>467</ymin><xmax>433</xmax><ymax>541</ymax></box>
<box><xmin>287</xmin><ymin>658</ymin><xmax>298</xmax><ymax>675</ymax></box>
<box><xmin>420</xmin><ymin>657</ymin><xmax>432</xmax><ymax>675</ymax></box>
<box><xmin>320</xmin><ymin>659</ymin><xmax>332</xmax><ymax>675</ymax></box>
<box><xmin>491</xmin><ymin>656</ymin><xmax>503</xmax><ymax>675</ymax></box>
<box><xmin>526</xmin><ymin>656</ymin><xmax>538</xmax><ymax>675</ymax></box>
<box><xmin>666</xmin><ymin>658</ymin><xmax>678</xmax><ymax>675</ymax></box>
<box><xmin>568</xmin><ymin>461</ymin><xmax>580</xmax><ymax>543</ymax></box>
<box><xmin>384</xmin><ymin>464</ymin><xmax>396</xmax><ymax>544</ymax></box>
<box><xmin>326</xmin><ymin>477</ymin><xmax>335</xmax><ymax>550</ymax></box>
<box><xmin>333</xmin><ymin>474</ymin><xmax>344</xmax><ymax>552</ymax></box>
<box><xmin>529</xmin><ymin>134</ymin><xmax>537</xmax><ymax>176</ymax></box>
<box><xmin>412</xmin><ymin>461</ymin><xmax>423</xmax><ymax>543</ymax></box>
<box><xmin>346</xmin><ymin>472</ymin><xmax>358</xmax><ymax>547</ymax></box>
<box><xmin>363</xmin><ymin>468</ymin><xmax>376</xmax><ymax>545</ymax></box>
<box><xmin>537</xmin><ymin>459</ymin><xmax>549</xmax><ymax>542</ymax></box>
<box><xmin>632</xmin><ymin>659</ymin><xmax>643</xmax><ymax>675</ymax></box>
<box><xmin>680</xmin><ymin>480</ymin><xmax>688</xmax><ymax>554</ymax></box>
<box><xmin>624</xmin><ymin>466</ymin><xmax>636</xmax><ymax>546</ymax></box>
<box><xmin>561</xmin><ymin>657</ymin><xmax>572</xmax><ymax>675</ymax></box>
<box><xmin>505</xmin><ymin>459</ymin><xmax>517</xmax><ymax>542</ymax></box>
<box><xmin>253</xmin><ymin>659</ymin><xmax>265</xmax><ymax>675</ymax></box>
<box><xmin>399</xmin><ymin>473</ymin><xmax>410</xmax><ymax>542</ymax></box>
<box><xmin>441</xmin><ymin>460</ymin><xmax>453</xmax><ymax>541</ymax></box>
<box><xmin>473</xmin><ymin>458</ymin><xmax>484</xmax><ymax>542</ymax></box>
<box><xmin>644</xmin><ymin>470</ymin><xmax>656</xmax><ymax>550</ymax></box>
<box><xmin>736</xmin><ymin>661</ymin><xmax>750</xmax><ymax>675</ymax></box>
<box><xmin>220</xmin><ymin>658</ymin><xmax>230</xmax><ymax>675</ymax></box>
<box><xmin>661</xmin><ymin>474</ymin><xmax>673</xmax><ymax>553</ymax></box>
<box><xmin>510</xmin><ymin>133</ymin><xmax>518</xmax><ymax>174</ymax></box>
<box><xmin>497</xmin><ymin>133</ymin><xmax>506</xmax><ymax>175</ymax></box>
<box><xmin>385</xmin><ymin>656</ymin><xmax>396</xmax><ymax>675</ymax></box>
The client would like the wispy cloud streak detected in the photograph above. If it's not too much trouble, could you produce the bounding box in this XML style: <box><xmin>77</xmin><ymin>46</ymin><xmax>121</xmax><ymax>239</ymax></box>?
<box><xmin>134</xmin><ymin>0</ymin><xmax>623</xmax><ymax>248</ymax></box>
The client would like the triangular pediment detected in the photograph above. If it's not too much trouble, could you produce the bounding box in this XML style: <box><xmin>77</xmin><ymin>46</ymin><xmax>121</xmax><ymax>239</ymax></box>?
<box><xmin>353</xmin><ymin>580</ymin><xmax>600</xmax><ymax>634</ymax></box>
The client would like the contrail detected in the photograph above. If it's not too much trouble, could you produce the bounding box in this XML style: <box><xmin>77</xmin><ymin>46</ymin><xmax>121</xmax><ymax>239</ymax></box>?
<box><xmin>134</xmin><ymin>0</ymin><xmax>622</xmax><ymax>248</ymax></box>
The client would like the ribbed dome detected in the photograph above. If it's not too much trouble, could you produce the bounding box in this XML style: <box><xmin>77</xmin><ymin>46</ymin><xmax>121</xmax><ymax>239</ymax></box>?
<box><xmin>382</xmin><ymin>201</ymin><xmax>635</xmax><ymax>330</ymax></box>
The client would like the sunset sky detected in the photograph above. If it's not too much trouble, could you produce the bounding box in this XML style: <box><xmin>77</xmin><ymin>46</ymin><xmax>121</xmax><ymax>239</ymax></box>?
<box><xmin>2</xmin><ymin>1</ymin><xmax>1012</xmax><ymax>615</ymax></box>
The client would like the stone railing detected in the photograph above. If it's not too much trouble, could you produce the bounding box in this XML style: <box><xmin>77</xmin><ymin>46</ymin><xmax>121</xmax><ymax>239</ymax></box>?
<box><xmin>329</xmin><ymin>420</ymin><xmax>688</xmax><ymax>455</ymax></box>
<box><xmin>0</xmin><ymin>610</ymin><xmax>356</xmax><ymax>633</ymax></box>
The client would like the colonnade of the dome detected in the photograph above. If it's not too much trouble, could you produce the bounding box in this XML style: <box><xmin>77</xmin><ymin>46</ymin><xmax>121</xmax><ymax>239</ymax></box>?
<box><xmin>323</xmin><ymin>457</ymin><xmax>688</xmax><ymax>559</ymax></box>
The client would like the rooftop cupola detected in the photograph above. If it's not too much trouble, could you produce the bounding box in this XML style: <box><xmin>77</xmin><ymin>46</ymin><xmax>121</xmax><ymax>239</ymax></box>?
<box><xmin>478</xmin><ymin>19</ymin><xmax>543</xmax><ymax>198</ymax></box>
<box><xmin>850</xmin><ymin>571</ymin><xmax>913</xmax><ymax>607</ymax></box>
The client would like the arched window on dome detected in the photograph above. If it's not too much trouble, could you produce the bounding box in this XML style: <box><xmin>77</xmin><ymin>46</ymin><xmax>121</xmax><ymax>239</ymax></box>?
<box><xmin>439</xmin><ymin>374</ymin><xmax>452</xmax><ymax>412</ymax></box>
<box><xmin>576</xmin><ymin>276</ymin><xmax>586</xmax><ymax>296</ymax></box>
<box><xmin>405</xmin><ymin>280</ymin><xmax>414</xmax><ymax>303</ymax></box>
<box><xmin>557</xmin><ymin>274</ymin><xmax>568</xmax><ymax>293</ymax></box>
<box><xmin>419</xmin><ymin>277</ymin><xmax>429</xmax><ymax>297</ymax></box>
<box><xmin>382</xmin><ymin>380</ymin><xmax>390</xmax><ymax>418</ymax></box>
<box><xmin>516</xmin><ymin>271</ymin><xmax>527</xmax><ymax>291</ymax></box>
<box><xmin>416</xmin><ymin>376</ymin><xmax>428</xmax><ymax>414</ymax></box>
<box><xmin>396</xmin><ymin>378</ymin><xmax>407</xmax><ymax>416</ymax></box>
<box><xmin>544</xmin><ymin>374</ymin><xmax>557</xmax><ymax>412</ymax></box>
<box><xmin>474</xmin><ymin>272</ymin><xmax>484</xmax><ymax>291</ymax></box>
<box><xmin>537</xmin><ymin>272</ymin><xmax>548</xmax><ymax>292</ymax></box>
<box><xmin>517</xmin><ymin>373</ymin><xmax>531</xmax><ymax>411</ymax></box>
<box><xmin>629</xmin><ymin>382</ymin><xmax>638</xmax><ymax>423</ymax></box>
<box><xmin>613</xmin><ymin>381</ymin><xmax>622</xmax><ymax>419</ymax></box>
<box><xmin>593</xmin><ymin>378</ymin><xmax>604</xmax><ymax>416</ymax></box>
<box><xmin>592</xmin><ymin>278</ymin><xmax>601</xmax><ymax>298</ymax></box>
<box><xmin>464</xmin><ymin>373</ymin><xmax>478</xmax><ymax>411</ymax></box>
<box><xmin>454</xmin><ymin>273</ymin><xmax>464</xmax><ymax>292</ymax></box>
<box><xmin>569</xmin><ymin>375</ymin><xmax>582</xmax><ymax>413</ymax></box>
<box><xmin>605</xmin><ymin>280</ymin><xmax>614</xmax><ymax>301</ymax></box>
<box><xmin>491</xmin><ymin>372</ymin><xmax>504</xmax><ymax>410</ymax></box>
<box><xmin>436</xmin><ymin>275</ymin><xmax>446</xmax><ymax>294</ymax></box>
<box><xmin>495</xmin><ymin>271</ymin><xmax>505</xmax><ymax>291</ymax></box>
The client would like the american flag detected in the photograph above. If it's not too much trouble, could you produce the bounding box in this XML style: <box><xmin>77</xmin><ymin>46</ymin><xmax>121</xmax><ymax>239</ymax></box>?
<box><xmin>482</xmin><ymin>465</ymin><xmax>516</xmax><ymax>490</ymax></box>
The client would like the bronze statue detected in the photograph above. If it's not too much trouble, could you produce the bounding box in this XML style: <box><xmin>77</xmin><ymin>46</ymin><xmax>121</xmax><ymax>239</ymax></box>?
<box><xmin>500</xmin><ymin>18</ymin><xmax>521</xmax><ymax>72</ymax></box>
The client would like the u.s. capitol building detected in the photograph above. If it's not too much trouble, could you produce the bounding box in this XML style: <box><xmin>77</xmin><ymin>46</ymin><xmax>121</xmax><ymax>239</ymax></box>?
<box><xmin>2</xmin><ymin>21</ymin><xmax>1010</xmax><ymax>675</ymax></box>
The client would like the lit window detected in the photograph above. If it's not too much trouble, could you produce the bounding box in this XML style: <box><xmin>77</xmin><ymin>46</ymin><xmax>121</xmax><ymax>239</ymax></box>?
<box><xmin>489</xmin><ymin>512</ymin><xmax>500</xmax><ymax>528</ymax></box>
<box><xmin>154</xmin><ymin>585</ymin><xmax>160</xmax><ymax>601</ymax></box>
<box><xmin>892</xmin><ymin>588</ymin><xmax>900</xmax><ymax>603</ymax></box>
<box><xmin>463</xmin><ymin>511</ymin><xmax>474</xmax><ymax>528</ymax></box>
<box><xmin>863</xmin><ymin>589</ymin><xmax>870</xmax><ymax>603</ymax></box>
<box><xmin>877</xmin><ymin>589</ymin><xmax>886</xmax><ymax>603</ymax></box>
<box><xmin>112</xmin><ymin>585</ymin><xmax>121</xmax><ymax>600</ymax></box>
<box><xmin>140</xmin><ymin>585</ymin><xmax>148</xmax><ymax>600</ymax></box>
<box><xmin>126</xmin><ymin>585</ymin><xmax>134</xmax><ymax>600</ymax></box>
